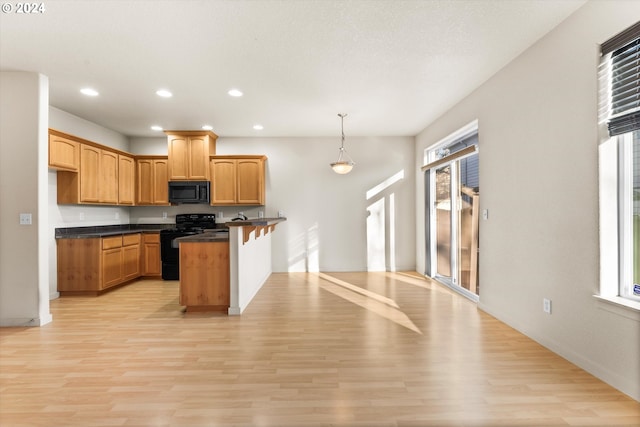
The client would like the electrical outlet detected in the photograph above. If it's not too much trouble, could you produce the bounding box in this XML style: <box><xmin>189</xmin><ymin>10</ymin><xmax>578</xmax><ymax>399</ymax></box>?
<box><xmin>162</xmin><ymin>212</ymin><xmax>167</xmax><ymax>219</ymax></box>
<box><xmin>115</xmin><ymin>212</ymin><xmax>120</xmax><ymax>220</ymax></box>
<box><xmin>19</xmin><ymin>213</ymin><xmax>32</xmax><ymax>225</ymax></box>
<box><xmin>259</xmin><ymin>211</ymin><xmax>264</xmax><ymax>218</ymax></box>
<box><xmin>278</xmin><ymin>210</ymin><xmax>285</xmax><ymax>218</ymax></box>
<box><xmin>79</xmin><ymin>212</ymin><xmax>85</xmax><ymax>221</ymax></box>
<box><xmin>543</xmin><ymin>298</ymin><xmax>552</xmax><ymax>314</ymax></box>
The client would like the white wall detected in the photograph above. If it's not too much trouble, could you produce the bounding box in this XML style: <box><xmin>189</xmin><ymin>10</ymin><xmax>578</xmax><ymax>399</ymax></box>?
<box><xmin>0</xmin><ymin>71</ymin><xmax>51</xmax><ymax>326</ymax></box>
<box><xmin>48</xmin><ymin>107</ymin><xmax>132</xmax><ymax>298</ymax></box>
<box><xmin>414</xmin><ymin>1</ymin><xmax>640</xmax><ymax>400</ymax></box>
<box><xmin>129</xmin><ymin>135</ymin><xmax>416</xmax><ymax>273</ymax></box>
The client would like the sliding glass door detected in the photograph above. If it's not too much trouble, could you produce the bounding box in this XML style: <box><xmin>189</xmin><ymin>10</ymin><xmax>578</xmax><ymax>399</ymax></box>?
<box><xmin>424</xmin><ymin>127</ymin><xmax>479</xmax><ymax>300</ymax></box>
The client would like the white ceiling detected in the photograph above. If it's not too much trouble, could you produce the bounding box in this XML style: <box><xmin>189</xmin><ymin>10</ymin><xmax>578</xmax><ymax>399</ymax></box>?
<box><xmin>0</xmin><ymin>0</ymin><xmax>586</xmax><ymax>138</ymax></box>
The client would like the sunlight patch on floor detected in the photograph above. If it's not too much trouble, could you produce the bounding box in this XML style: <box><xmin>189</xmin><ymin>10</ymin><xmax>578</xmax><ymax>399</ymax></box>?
<box><xmin>314</xmin><ymin>273</ymin><xmax>422</xmax><ymax>334</ymax></box>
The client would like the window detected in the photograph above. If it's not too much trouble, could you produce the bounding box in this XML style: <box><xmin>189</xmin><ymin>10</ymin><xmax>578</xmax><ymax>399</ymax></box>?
<box><xmin>619</xmin><ymin>131</ymin><xmax>640</xmax><ymax>301</ymax></box>
<box><xmin>599</xmin><ymin>22</ymin><xmax>640</xmax><ymax>306</ymax></box>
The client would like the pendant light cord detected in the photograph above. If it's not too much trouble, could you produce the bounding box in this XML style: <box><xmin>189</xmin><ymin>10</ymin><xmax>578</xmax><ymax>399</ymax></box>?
<box><xmin>338</xmin><ymin>113</ymin><xmax>347</xmax><ymax>150</ymax></box>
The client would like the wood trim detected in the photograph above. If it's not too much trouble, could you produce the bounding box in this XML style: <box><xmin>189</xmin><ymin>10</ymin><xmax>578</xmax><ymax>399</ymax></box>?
<box><xmin>49</xmin><ymin>128</ymin><xmax>132</xmax><ymax>158</ymax></box>
<box><xmin>211</xmin><ymin>155</ymin><xmax>267</xmax><ymax>160</ymax></box>
<box><xmin>241</xmin><ymin>224</ymin><xmax>279</xmax><ymax>245</ymax></box>
<box><xmin>243</xmin><ymin>226</ymin><xmax>257</xmax><ymax>244</ymax></box>
<box><xmin>421</xmin><ymin>145</ymin><xmax>477</xmax><ymax>172</ymax></box>
<box><xmin>164</xmin><ymin>130</ymin><xmax>218</xmax><ymax>140</ymax></box>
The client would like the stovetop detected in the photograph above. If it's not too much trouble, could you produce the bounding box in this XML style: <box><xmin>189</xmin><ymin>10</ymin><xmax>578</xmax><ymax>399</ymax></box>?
<box><xmin>161</xmin><ymin>213</ymin><xmax>227</xmax><ymax>233</ymax></box>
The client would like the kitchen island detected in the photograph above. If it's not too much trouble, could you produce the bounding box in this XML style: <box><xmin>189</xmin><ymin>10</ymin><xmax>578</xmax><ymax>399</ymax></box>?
<box><xmin>177</xmin><ymin>218</ymin><xmax>286</xmax><ymax>314</ymax></box>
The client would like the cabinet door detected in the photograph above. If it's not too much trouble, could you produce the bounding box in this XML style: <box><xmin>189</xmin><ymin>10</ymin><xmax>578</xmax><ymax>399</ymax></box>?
<box><xmin>57</xmin><ymin>238</ymin><xmax>101</xmax><ymax>292</ymax></box>
<box><xmin>142</xmin><ymin>234</ymin><xmax>161</xmax><ymax>276</ymax></box>
<box><xmin>236</xmin><ymin>158</ymin><xmax>264</xmax><ymax>205</ymax></box>
<box><xmin>168</xmin><ymin>135</ymin><xmax>189</xmax><ymax>180</ymax></box>
<box><xmin>118</xmin><ymin>155</ymin><xmax>135</xmax><ymax>205</ymax></box>
<box><xmin>188</xmin><ymin>136</ymin><xmax>209</xmax><ymax>180</ymax></box>
<box><xmin>122</xmin><ymin>244</ymin><xmax>141</xmax><ymax>281</ymax></box>
<box><xmin>100</xmin><ymin>150</ymin><xmax>119</xmax><ymax>204</ymax></box>
<box><xmin>49</xmin><ymin>134</ymin><xmax>79</xmax><ymax>171</ymax></box>
<box><xmin>80</xmin><ymin>145</ymin><xmax>101</xmax><ymax>203</ymax></box>
<box><xmin>101</xmin><ymin>247</ymin><xmax>123</xmax><ymax>289</ymax></box>
<box><xmin>136</xmin><ymin>159</ymin><xmax>153</xmax><ymax>205</ymax></box>
<box><xmin>210</xmin><ymin>159</ymin><xmax>237</xmax><ymax>205</ymax></box>
<box><xmin>153</xmin><ymin>159</ymin><xmax>169</xmax><ymax>204</ymax></box>
<box><xmin>179</xmin><ymin>242</ymin><xmax>230</xmax><ymax>307</ymax></box>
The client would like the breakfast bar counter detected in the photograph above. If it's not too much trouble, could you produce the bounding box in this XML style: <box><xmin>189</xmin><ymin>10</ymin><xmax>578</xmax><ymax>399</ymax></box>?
<box><xmin>178</xmin><ymin>218</ymin><xmax>286</xmax><ymax>314</ymax></box>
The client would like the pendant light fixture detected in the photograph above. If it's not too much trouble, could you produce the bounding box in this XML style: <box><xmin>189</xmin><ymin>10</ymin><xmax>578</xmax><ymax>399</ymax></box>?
<box><xmin>330</xmin><ymin>113</ymin><xmax>355</xmax><ymax>174</ymax></box>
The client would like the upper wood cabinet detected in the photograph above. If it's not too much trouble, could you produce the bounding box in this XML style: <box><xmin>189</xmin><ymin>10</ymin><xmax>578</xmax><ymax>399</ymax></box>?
<box><xmin>210</xmin><ymin>156</ymin><xmax>266</xmax><ymax>206</ymax></box>
<box><xmin>136</xmin><ymin>157</ymin><xmax>169</xmax><ymax>205</ymax></box>
<box><xmin>58</xmin><ymin>144</ymin><xmax>121</xmax><ymax>205</ymax></box>
<box><xmin>118</xmin><ymin>155</ymin><xmax>135</xmax><ymax>205</ymax></box>
<box><xmin>49</xmin><ymin>132</ymin><xmax>79</xmax><ymax>171</ymax></box>
<box><xmin>100</xmin><ymin>150</ymin><xmax>119</xmax><ymax>204</ymax></box>
<box><xmin>166</xmin><ymin>131</ymin><xmax>217</xmax><ymax>180</ymax></box>
<box><xmin>79</xmin><ymin>144</ymin><xmax>101</xmax><ymax>203</ymax></box>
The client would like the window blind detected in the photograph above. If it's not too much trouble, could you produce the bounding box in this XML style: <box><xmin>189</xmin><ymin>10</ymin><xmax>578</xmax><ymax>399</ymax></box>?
<box><xmin>605</xmin><ymin>22</ymin><xmax>640</xmax><ymax>136</ymax></box>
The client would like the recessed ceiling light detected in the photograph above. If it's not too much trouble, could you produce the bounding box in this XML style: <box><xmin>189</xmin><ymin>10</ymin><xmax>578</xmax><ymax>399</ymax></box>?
<box><xmin>156</xmin><ymin>89</ymin><xmax>173</xmax><ymax>98</ymax></box>
<box><xmin>253</xmin><ymin>124</ymin><xmax>264</xmax><ymax>130</ymax></box>
<box><xmin>228</xmin><ymin>89</ymin><xmax>243</xmax><ymax>97</ymax></box>
<box><xmin>150</xmin><ymin>125</ymin><xmax>163</xmax><ymax>131</ymax></box>
<box><xmin>80</xmin><ymin>88</ymin><xmax>99</xmax><ymax>96</ymax></box>
<box><xmin>201</xmin><ymin>125</ymin><xmax>213</xmax><ymax>131</ymax></box>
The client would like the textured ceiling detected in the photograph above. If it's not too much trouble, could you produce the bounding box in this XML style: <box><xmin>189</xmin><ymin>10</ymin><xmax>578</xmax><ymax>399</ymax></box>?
<box><xmin>0</xmin><ymin>0</ymin><xmax>586</xmax><ymax>137</ymax></box>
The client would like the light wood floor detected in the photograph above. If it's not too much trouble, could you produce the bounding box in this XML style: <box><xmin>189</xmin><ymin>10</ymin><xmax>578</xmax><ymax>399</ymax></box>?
<box><xmin>1</xmin><ymin>272</ymin><xmax>638</xmax><ymax>427</ymax></box>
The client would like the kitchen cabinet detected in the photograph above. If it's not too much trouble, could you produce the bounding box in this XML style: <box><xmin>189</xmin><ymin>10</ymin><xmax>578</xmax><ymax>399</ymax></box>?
<box><xmin>80</xmin><ymin>144</ymin><xmax>101</xmax><ymax>203</ymax></box>
<box><xmin>100</xmin><ymin>150</ymin><xmax>119</xmax><ymax>204</ymax></box>
<box><xmin>166</xmin><ymin>130</ymin><xmax>217</xmax><ymax>180</ymax></box>
<box><xmin>49</xmin><ymin>132</ymin><xmax>79</xmax><ymax>171</ymax></box>
<box><xmin>210</xmin><ymin>156</ymin><xmax>266</xmax><ymax>206</ymax></box>
<box><xmin>102</xmin><ymin>237</ymin><xmax>123</xmax><ymax>289</ymax></box>
<box><xmin>57</xmin><ymin>144</ymin><xmax>122</xmax><ymax>205</ymax></box>
<box><xmin>179</xmin><ymin>241</ymin><xmax>230</xmax><ymax>310</ymax></box>
<box><xmin>122</xmin><ymin>234</ymin><xmax>141</xmax><ymax>281</ymax></box>
<box><xmin>136</xmin><ymin>157</ymin><xmax>169</xmax><ymax>205</ymax></box>
<box><xmin>57</xmin><ymin>233</ymin><xmax>143</xmax><ymax>295</ymax></box>
<box><xmin>142</xmin><ymin>233</ymin><xmax>161</xmax><ymax>277</ymax></box>
<box><xmin>118</xmin><ymin>155</ymin><xmax>135</xmax><ymax>205</ymax></box>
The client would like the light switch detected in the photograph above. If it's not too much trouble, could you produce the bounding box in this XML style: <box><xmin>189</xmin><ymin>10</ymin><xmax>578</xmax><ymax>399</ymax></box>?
<box><xmin>19</xmin><ymin>213</ymin><xmax>32</xmax><ymax>225</ymax></box>
<box><xmin>482</xmin><ymin>209</ymin><xmax>489</xmax><ymax>220</ymax></box>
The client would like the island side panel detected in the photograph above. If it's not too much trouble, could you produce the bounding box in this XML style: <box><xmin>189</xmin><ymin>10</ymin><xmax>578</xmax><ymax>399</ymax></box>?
<box><xmin>179</xmin><ymin>241</ymin><xmax>230</xmax><ymax>310</ymax></box>
<box><xmin>227</xmin><ymin>225</ymin><xmax>273</xmax><ymax>315</ymax></box>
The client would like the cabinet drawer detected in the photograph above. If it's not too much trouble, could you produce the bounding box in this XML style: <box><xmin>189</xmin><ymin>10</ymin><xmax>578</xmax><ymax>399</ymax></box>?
<box><xmin>102</xmin><ymin>236</ymin><xmax>122</xmax><ymax>249</ymax></box>
<box><xmin>122</xmin><ymin>233</ymin><xmax>141</xmax><ymax>246</ymax></box>
<box><xmin>143</xmin><ymin>233</ymin><xmax>160</xmax><ymax>243</ymax></box>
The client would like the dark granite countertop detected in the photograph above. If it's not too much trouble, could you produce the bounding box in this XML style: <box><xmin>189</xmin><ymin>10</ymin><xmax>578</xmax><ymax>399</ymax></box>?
<box><xmin>55</xmin><ymin>224</ymin><xmax>172</xmax><ymax>239</ymax></box>
<box><xmin>176</xmin><ymin>231</ymin><xmax>230</xmax><ymax>243</ymax></box>
<box><xmin>224</xmin><ymin>217</ymin><xmax>287</xmax><ymax>227</ymax></box>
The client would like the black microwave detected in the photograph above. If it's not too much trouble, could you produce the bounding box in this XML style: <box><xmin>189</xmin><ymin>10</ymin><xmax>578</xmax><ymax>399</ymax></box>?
<box><xmin>168</xmin><ymin>181</ymin><xmax>210</xmax><ymax>204</ymax></box>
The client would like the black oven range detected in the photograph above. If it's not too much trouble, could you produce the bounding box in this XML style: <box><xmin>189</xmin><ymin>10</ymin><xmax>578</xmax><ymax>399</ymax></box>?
<box><xmin>160</xmin><ymin>213</ymin><xmax>227</xmax><ymax>280</ymax></box>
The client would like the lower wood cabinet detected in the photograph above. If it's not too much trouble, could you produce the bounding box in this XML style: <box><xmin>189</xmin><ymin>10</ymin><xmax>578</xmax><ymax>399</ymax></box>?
<box><xmin>179</xmin><ymin>241</ymin><xmax>230</xmax><ymax>310</ymax></box>
<box><xmin>57</xmin><ymin>233</ymin><xmax>150</xmax><ymax>295</ymax></box>
<box><xmin>142</xmin><ymin>233</ymin><xmax>161</xmax><ymax>277</ymax></box>
<box><xmin>122</xmin><ymin>234</ymin><xmax>141</xmax><ymax>281</ymax></box>
<box><xmin>101</xmin><ymin>236</ymin><xmax>124</xmax><ymax>289</ymax></box>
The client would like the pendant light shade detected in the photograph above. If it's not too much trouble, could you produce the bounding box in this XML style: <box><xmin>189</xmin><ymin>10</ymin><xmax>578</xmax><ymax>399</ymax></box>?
<box><xmin>330</xmin><ymin>113</ymin><xmax>355</xmax><ymax>174</ymax></box>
